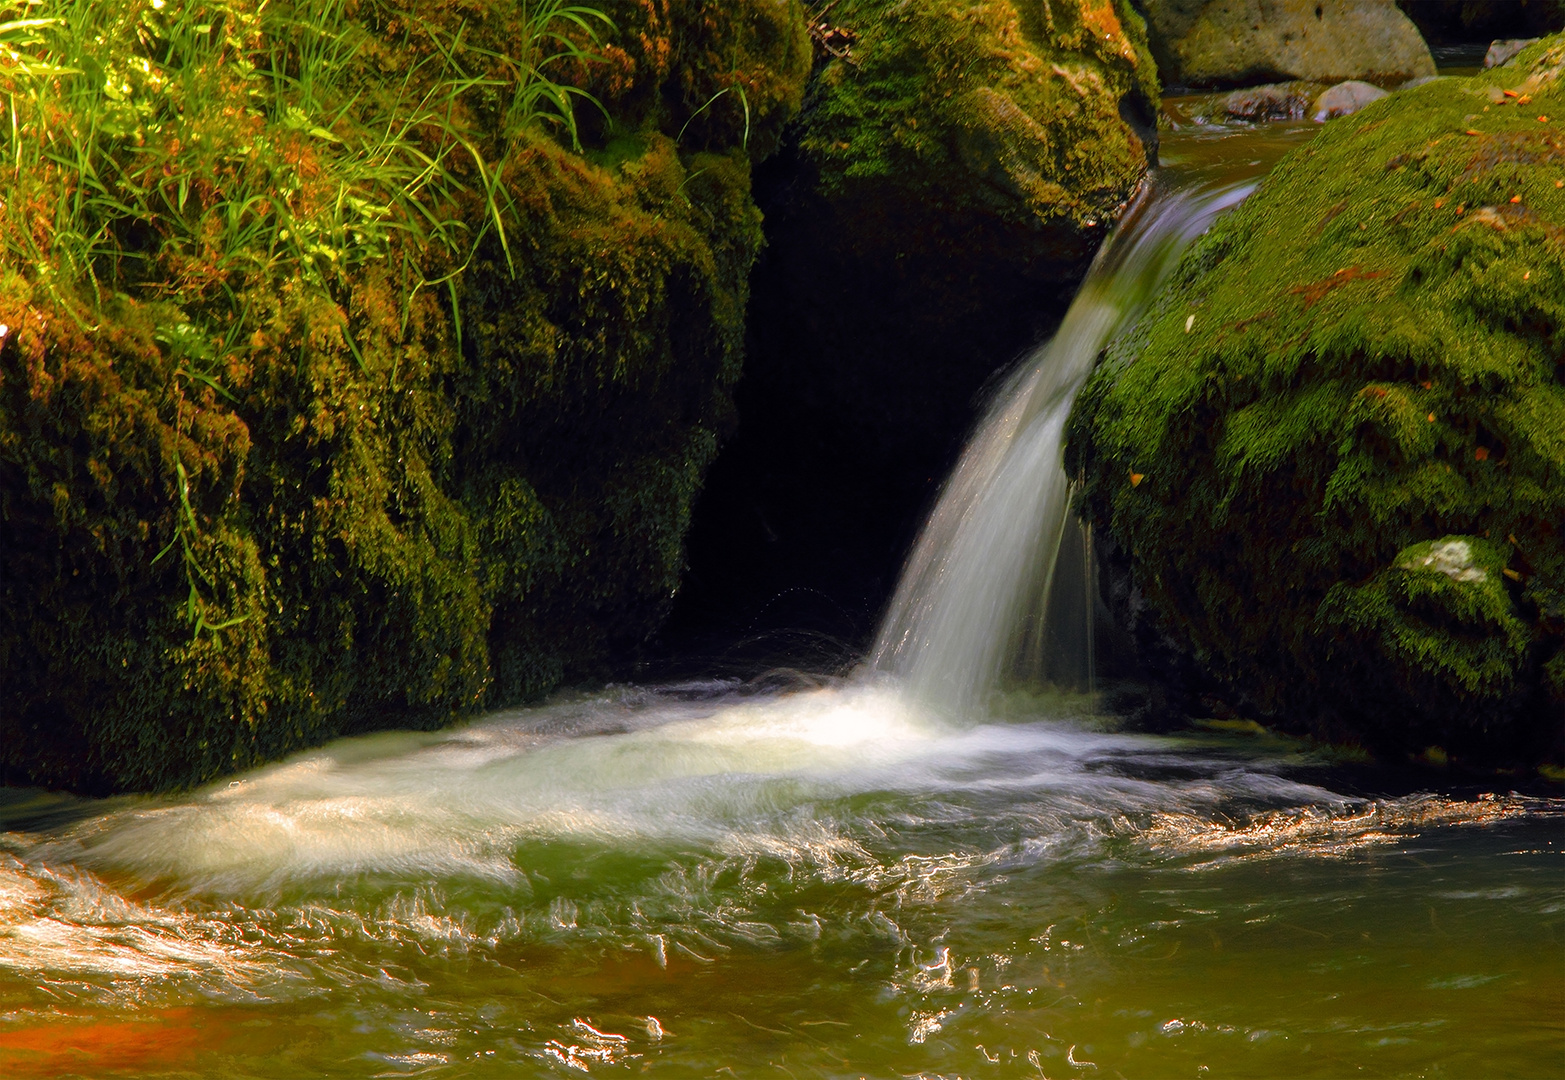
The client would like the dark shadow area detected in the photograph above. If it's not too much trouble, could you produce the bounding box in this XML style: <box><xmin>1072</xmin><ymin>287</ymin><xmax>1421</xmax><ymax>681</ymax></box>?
<box><xmin>1398</xmin><ymin>0</ymin><xmax>1565</xmax><ymax>48</ymax></box>
<box><xmin>647</xmin><ymin>138</ymin><xmax>1083</xmax><ymax>675</ymax></box>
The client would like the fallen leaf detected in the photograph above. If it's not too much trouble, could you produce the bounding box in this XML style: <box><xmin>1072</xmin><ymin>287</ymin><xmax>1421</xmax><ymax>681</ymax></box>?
<box><xmin>1428</xmin><ymin>412</ymin><xmax>1436</xmax><ymax>422</ymax></box>
<box><xmin>1130</xmin><ymin>471</ymin><xmax>1144</xmax><ymax>487</ymax></box>
<box><xmin>1511</xmin><ymin>195</ymin><xmax>1522</xmax><ymax>203</ymax></box>
<box><xmin>1475</xmin><ymin>447</ymin><xmax>1490</xmax><ymax>461</ymax></box>
<box><xmin>1503</xmin><ymin>568</ymin><xmax>1522</xmax><ymax>582</ymax></box>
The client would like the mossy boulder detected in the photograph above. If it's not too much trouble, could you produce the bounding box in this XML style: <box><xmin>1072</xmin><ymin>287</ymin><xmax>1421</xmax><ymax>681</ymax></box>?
<box><xmin>672</xmin><ymin>0</ymin><xmax>1158</xmax><ymax>641</ymax></box>
<box><xmin>0</xmin><ymin>0</ymin><xmax>809</xmax><ymax>792</ymax></box>
<box><xmin>795</xmin><ymin>0</ymin><xmax>1158</xmax><ymax>272</ymax></box>
<box><xmin>1068</xmin><ymin>38</ymin><xmax>1565</xmax><ymax>760</ymax></box>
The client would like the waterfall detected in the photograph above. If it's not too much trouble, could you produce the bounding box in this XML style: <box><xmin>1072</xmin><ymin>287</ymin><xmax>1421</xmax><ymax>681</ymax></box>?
<box><xmin>870</xmin><ymin>173</ymin><xmax>1258</xmax><ymax>716</ymax></box>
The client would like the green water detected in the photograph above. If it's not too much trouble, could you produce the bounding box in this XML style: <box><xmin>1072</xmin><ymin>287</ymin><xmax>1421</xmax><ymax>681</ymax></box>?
<box><xmin>0</xmin><ymin>682</ymin><xmax>1559</xmax><ymax>1077</ymax></box>
<box><xmin>1</xmin><ymin>115</ymin><xmax>1561</xmax><ymax>1080</ymax></box>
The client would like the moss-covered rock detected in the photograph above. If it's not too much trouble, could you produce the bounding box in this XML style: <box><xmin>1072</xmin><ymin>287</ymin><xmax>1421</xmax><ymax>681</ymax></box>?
<box><xmin>672</xmin><ymin>0</ymin><xmax>1158</xmax><ymax>642</ymax></box>
<box><xmin>796</xmin><ymin>0</ymin><xmax>1158</xmax><ymax>266</ymax></box>
<box><xmin>0</xmin><ymin>0</ymin><xmax>808</xmax><ymax>792</ymax></box>
<box><xmin>1068</xmin><ymin>38</ymin><xmax>1565</xmax><ymax>760</ymax></box>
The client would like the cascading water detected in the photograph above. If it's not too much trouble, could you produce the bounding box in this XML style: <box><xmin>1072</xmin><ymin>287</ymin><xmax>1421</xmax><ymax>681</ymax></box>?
<box><xmin>0</xmin><ymin>119</ymin><xmax>1560</xmax><ymax>1079</ymax></box>
<box><xmin>871</xmin><ymin>173</ymin><xmax>1256</xmax><ymax>716</ymax></box>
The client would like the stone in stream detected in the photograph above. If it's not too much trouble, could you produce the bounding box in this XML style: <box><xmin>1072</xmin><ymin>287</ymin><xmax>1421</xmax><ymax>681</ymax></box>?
<box><xmin>1067</xmin><ymin>34</ymin><xmax>1565</xmax><ymax>763</ymax></box>
<box><xmin>1487</xmin><ymin>39</ymin><xmax>1540</xmax><ymax>69</ymax></box>
<box><xmin>1144</xmin><ymin>0</ymin><xmax>1436</xmax><ymax>88</ymax></box>
<box><xmin>1311</xmin><ymin>79</ymin><xmax>1389</xmax><ymax>120</ymax></box>
<box><xmin>1222</xmin><ymin>80</ymin><xmax>1328</xmax><ymax>121</ymax></box>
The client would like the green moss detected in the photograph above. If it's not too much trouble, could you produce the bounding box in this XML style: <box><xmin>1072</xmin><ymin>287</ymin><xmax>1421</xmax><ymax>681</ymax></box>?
<box><xmin>0</xmin><ymin>0</ymin><xmax>801</xmax><ymax>792</ymax></box>
<box><xmin>799</xmin><ymin>0</ymin><xmax>1157</xmax><ymax>240</ymax></box>
<box><xmin>1069</xmin><ymin>38</ymin><xmax>1565</xmax><ymax>758</ymax></box>
<box><xmin>588</xmin><ymin>0</ymin><xmax>812</xmax><ymax>161</ymax></box>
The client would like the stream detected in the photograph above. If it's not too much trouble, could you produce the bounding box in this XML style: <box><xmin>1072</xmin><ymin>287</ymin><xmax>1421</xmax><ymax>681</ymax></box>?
<box><xmin>0</xmin><ymin>112</ymin><xmax>1561</xmax><ymax>1079</ymax></box>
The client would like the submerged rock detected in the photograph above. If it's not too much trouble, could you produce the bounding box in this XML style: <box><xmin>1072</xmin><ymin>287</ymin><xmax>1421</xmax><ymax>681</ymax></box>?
<box><xmin>1223</xmin><ymin>80</ymin><xmax>1328</xmax><ymax>121</ymax></box>
<box><xmin>673</xmin><ymin>0</ymin><xmax>1160</xmax><ymax>643</ymax></box>
<box><xmin>1312</xmin><ymin>79</ymin><xmax>1389</xmax><ymax>120</ymax></box>
<box><xmin>0</xmin><ymin>0</ymin><xmax>811</xmax><ymax>792</ymax></box>
<box><xmin>1145</xmin><ymin>0</ymin><xmax>1436</xmax><ymax>88</ymax></box>
<box><xmin>1068</xmin><ymin>36</ymin><xmax>1565</xmax><ymax>760</ymax></box>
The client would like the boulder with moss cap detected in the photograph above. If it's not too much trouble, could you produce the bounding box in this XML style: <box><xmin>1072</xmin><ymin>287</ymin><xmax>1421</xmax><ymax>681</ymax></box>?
<box><xmin>1068</xmin><ymin>35</ymin><xmax>1565</xmax><ymax>761</ymax></box>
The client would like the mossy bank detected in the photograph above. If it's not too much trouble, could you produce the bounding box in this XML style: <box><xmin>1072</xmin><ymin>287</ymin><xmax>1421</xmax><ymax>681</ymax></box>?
<box><xmin>1069</xmin><ymin>38</ymin><xmax>1565</xmax><ymax>761</ymax></box>
<box><xmin>0</xmin><ymin>0</ymin><xmax>810</xmax><ymax>792</ymax></box>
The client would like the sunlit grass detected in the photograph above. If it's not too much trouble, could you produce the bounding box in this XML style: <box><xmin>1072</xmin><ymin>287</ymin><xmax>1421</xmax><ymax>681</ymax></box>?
<box><xmin>0</xmin><ymin>0</ymin><xmax>610</xmax><ymax>635</ymax></box>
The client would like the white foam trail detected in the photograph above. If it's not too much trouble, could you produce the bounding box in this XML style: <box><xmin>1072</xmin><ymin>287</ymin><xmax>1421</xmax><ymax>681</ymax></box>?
<box><xmin>26</xmin><ymin>681</ymin><xmax>1325</xmax><ymax>898</ymax></box>
<box><xmin>871</xmin><ymin>177</ymin><xmax>1255</xmax><ymax>716</ymax></box>
<box><xmin>38</xmin><ymin>683</ymin><xmax>952</xmax><ymax>892</ymax></box>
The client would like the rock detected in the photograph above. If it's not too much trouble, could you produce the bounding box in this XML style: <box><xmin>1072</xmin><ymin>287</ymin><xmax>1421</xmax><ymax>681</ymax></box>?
<box><xmin>1067</xmin><ymin>34</ymin><xmax>1565</xmax><ymax>762</ymax></box>
<box><xmin>1222</xmin><ymin>80</ymin><xmax>1327</xmax><ymax>120</ymax></box>
<box><xmin>1145</xmin><ymin>0</ymin><xmax>1437</xmax><ymax>88</ymax></box>
<box><xmin>674</xmin><ymin>0</ymin><xmax>1159</xmax><ymax>645</ymax></box>
<box><xmin>1312</xmin><ymin>79</ymin><xmax>1389</xmax><ymax>120</ymax></box>
<box><xmin>1487</xmin><ymin>38</ymin><xmax>1539</xmax><ymax>68</ymax></box>
<box><xmin>0</xmin><ymin>0</ymin><xmax>812</xmax><ymax>792</ymax></box>
<box><xmin>1400</xmin><ymin>538</ymin><xmax>1490</xmax><ymax>584</ymax></box>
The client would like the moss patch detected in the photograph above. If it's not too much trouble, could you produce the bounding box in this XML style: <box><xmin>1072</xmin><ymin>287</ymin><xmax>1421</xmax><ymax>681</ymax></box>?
<box><xmin>797</xmin><ymin>0</ymin><xmax>1158</xmax><ymax>256</ymax></box>
<box><xmin>0</xmin><ymin>0</ymin><xmax>806</xmax><ymax>792</ymax></box>
<box><xmin>1069</xmin><ymin>38</ymin><xmax>1565</xmax><ymax>760</ymax></box>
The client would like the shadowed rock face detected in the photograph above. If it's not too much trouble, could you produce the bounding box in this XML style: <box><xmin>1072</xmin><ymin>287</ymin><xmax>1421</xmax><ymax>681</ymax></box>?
<box><xmin>1068</xmin><ymin>36</ymin><xmax>1565</xmax><ymax>762</ymax></box>
<box><xmin>668</xmin><ymin>0</ymin><xmax>1159</xmax><ymax>652</ymax></box>
<box><xmin>1146</xmin><ymin>0</ymin><xmax>1436</xmax><ymax>88</ymax></box>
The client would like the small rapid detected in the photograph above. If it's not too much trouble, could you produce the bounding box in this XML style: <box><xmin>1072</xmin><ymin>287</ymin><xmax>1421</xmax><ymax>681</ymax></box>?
<box><xmin>870</xmin><ymin>170</ymin><xmax>1254</xmax><ymax>715</ymax></box>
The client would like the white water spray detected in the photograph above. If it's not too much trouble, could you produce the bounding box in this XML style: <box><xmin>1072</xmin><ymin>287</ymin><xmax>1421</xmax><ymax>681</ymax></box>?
<box><xmin>871</xmin><ymin>175</ymin><xmax>1257</xmax><ymax>716</ymax></box>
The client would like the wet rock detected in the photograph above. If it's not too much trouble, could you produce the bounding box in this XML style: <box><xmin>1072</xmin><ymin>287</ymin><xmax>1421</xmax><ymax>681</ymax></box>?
<box><xmin>1222</xmin><ymin>80</ymin><xmax>1327</xmax><ymax>120</ymax></box>
<box><xmin>1068</xmin><ymin>35</ymin><xmax>1565</xmax><ymax>762</ymax></box>
<box><xmin>1312</xmin><ymin>79</ymin><xmax>1389</xmax><ymax>120</ymax></box>
<box><xmin>1145</xmin><ymin>0</ymin><xmax>1436</xmax><ymax>88</ymax></box>
<box><xmin>1486</xmin><ymin>38</ymin><xmax>1539</xmax><ymax>68</ymax></box>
